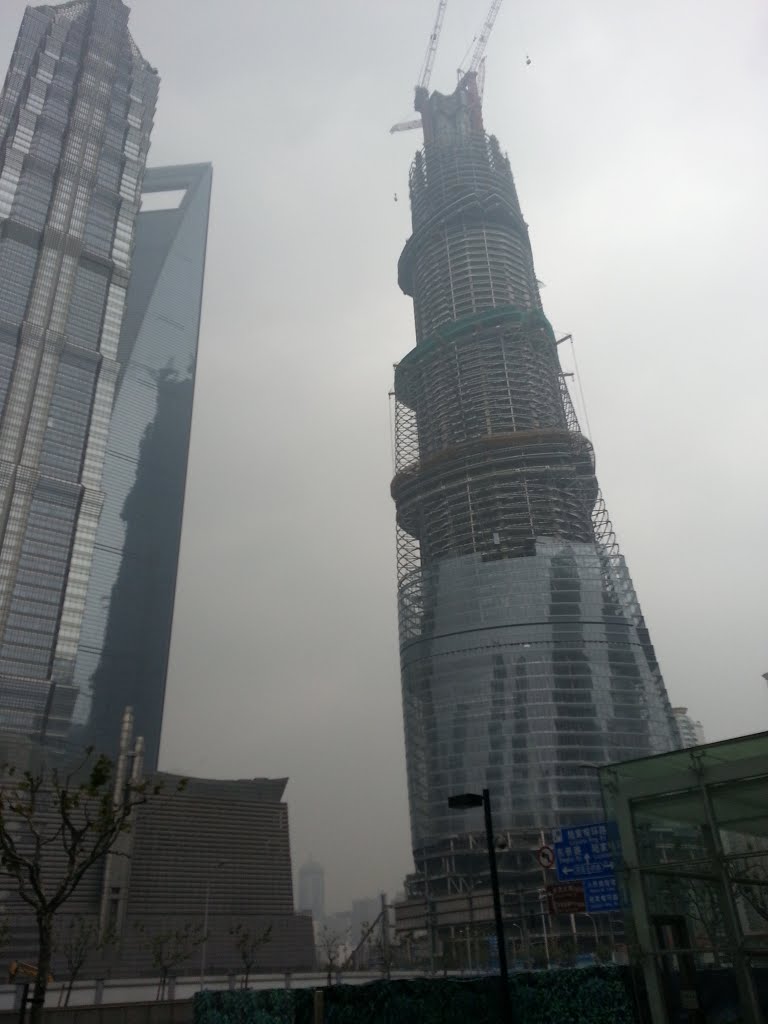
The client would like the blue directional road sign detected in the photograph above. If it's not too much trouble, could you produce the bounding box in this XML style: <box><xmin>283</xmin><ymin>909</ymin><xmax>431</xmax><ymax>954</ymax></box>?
<box><xmin>583</xmin><ymin>876</ymin><xmax>621</xmax><ymax>913</ymax></box>
<box><xmin>552</xmin><ymin>821</ymin><xmax>621</xmax><ymax>883</ymax></box>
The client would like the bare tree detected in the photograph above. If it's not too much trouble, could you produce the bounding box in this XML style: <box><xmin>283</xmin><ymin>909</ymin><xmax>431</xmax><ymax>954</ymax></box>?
<box><xmin>0</xmin><ymin>748</ymin><xmax>168</xmax><ymax>1024</ymax></box>
<box><xmin>685</xmin><ymin>881</ymin><xmax>726</xmax><ymax>964</ymax></box>
<box><xmin>653</xmin><ymin>873</ymin><xmax>722</xmax><ymax>963</ymax></box>
<box><xmin>347</xmin><ymin>912</ymin><xmax>394</xmax><ymax>977</ymax></box>
<box><xmin>354</xmin><ymin>919</ymin><xmax>372</xmax><ymax>971</ymax></box>
<box><xmin>317</xmin><ymin>926</ymin><xmax>344</xmax><ymax>986</ymax></box>
<box><xmin>730</xmin><ymin>847</ymin><xmax>768</xmax><ymax>927</ymax></box>
<box><xmin>137</xmin><ymin>921</ymin><xmax>206</xmax><ymax>1000</ymax></box>
<box><xmin>55</xmin><ymin>916</ymin><xmax>116</xmax><ymax>1006</ymax></box>
<box><xmin>229</xmin><ymin>922</ymin><xmax>272</xmax><ymax>989</ymax></box>
<box><xmin>366</xmin><ymin>924</ymin><xmax>397</xmax><ymax>978</ymax></box>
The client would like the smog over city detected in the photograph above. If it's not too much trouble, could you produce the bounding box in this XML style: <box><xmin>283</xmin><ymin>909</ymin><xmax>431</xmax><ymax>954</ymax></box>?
<box><xmin>0</xmin><ymin>0</ymin><xmax>765</xmax><ymax>925</ymax></box>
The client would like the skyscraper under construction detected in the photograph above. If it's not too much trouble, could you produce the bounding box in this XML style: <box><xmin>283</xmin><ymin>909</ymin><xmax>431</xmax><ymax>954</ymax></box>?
<box><xmin>391</xmin><ymin>71</ymin><xmax>680</xmax><ymax>893</ymax></box>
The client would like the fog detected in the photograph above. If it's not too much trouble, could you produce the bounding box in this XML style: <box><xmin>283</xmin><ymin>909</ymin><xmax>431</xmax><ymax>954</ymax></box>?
<box><xmin>1</xmin><ymin>0</ymin><xmax>765</xmax><ymax>913</ymax></box>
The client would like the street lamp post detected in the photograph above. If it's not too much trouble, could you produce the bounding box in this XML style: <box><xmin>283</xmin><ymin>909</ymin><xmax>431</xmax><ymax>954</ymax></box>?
<box><xmin>537</xmin><ymin>889</ymin><xmax>551</xmax><ymax>969</ymax></box>
<box><xmin>200</xmin><ymin>879</ymin><xmax>212</xmax><ymax>990</ymax></box>
<box><xmin>448</xmin><ymin>789</ymin><xmax>514</xmax><ymax>1023</ymax></box>
<box><xmin>577</xmin><ymin>912</ymin><xmax>598</xmax><ymax>952</ymax></box>
<box><xmin>200</xmin><ymin>860</ymin><xmax>227</xmax><ymax>990</ymax></box>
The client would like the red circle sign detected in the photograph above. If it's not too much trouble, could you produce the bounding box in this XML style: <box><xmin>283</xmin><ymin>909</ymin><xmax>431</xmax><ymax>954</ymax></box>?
<box><xmin>537</xmin><ymin>845</ymin><xmax>555</xmax><ymax>870</ymax></box>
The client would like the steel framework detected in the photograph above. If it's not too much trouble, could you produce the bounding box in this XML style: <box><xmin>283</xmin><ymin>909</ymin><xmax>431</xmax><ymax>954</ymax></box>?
<box><xmin>390</xmin><ymin>74</ymin><xmax>680</xmax><ymax>893</ymax></box>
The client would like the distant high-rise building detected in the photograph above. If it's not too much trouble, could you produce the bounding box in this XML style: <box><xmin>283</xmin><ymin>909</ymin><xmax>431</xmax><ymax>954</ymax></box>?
<box><xmin>672</xmin><ymin>707</ymin><xmax>705</xmax><ymax>748</ymax></box>
<box><xmin>0</xmin><ymin>0</ymin><xmax>158</xmax><ymax>747</ymax></box>
<box><xmin>71</xmin><ymin>163</ymin><xmax>212</xmax><ymax>770</ymax></box>
<box><xmin>298</xmin><ymin>858</ymin><xmax>326</xmax><ymax>922</ymax></box>
<box><xmin>391</xmin><ymin>75</ymin><xmax>681</xmax><ymax>895</ymax></box>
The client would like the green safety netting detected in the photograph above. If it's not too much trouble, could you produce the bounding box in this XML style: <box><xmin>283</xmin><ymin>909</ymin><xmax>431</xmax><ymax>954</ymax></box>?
<box><xmin>195</xmin><ymin>967</ymin><xmax>639</xmax><ymax>1024</ymax></box>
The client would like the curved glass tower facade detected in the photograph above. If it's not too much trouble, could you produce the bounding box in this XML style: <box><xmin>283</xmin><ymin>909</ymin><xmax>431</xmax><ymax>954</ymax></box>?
<box><xmin>71</xmin><ymin>163</ymin><xmax>212</xmax><ymax>770</ymax></box>
<box><xmin>392</xmin><ymin>78</ymin><xmax>679</xmax><ymax>886</ymax></box>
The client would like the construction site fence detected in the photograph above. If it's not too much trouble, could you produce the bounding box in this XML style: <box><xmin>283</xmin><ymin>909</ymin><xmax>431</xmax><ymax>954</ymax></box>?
<box><xmin>195</xmin><ymin>967</ymin><xmax>643</xmax><ymax>1024</ymax></box>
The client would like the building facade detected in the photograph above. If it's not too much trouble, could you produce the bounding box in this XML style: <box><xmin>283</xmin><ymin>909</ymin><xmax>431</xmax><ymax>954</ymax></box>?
<box><xmin>0</xmin><ymin>0</ymin><xmax>158</xmax><ymax>746</ymax></box>
<box><xmin>70</xmin><ymin>163</ymin><xmax>211</xmax><ymax>770</ymax></box>
<box><xmin>391</xmin><ymin>77</ymin><xmax>680</xmax><ymax>895</ymax></box>
<box><xmin>672</xmin><ymin>706</ymin><xmax>705</xmax><ymax>748</ymax></box>
<box><xmin>0</xmin><ymin>723</ymin><xmax>315</xmax><ymax>976</ymax></box>
<box><xmin>114</xmin><ymin>771</ymin><xmax>315</xmax><ymax>975</ymax></box>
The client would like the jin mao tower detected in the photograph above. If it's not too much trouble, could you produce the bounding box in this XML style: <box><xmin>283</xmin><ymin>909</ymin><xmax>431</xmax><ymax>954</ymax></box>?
<box><xmin>0</xmin><ymin>0</ymin><xmax>158</xmax><ymax>744</ymax></box>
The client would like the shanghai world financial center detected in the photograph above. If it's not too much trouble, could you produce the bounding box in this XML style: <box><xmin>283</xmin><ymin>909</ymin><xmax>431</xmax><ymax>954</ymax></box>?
<box><xmin>0</xmin><ymin>0</ymin><xmax>210</xmax><ymax>770</ymax></box>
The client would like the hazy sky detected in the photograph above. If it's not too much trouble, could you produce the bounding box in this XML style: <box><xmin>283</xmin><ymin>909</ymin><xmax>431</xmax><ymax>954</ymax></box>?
<box><xmin>2</xmin><ymin>0</ymin><xmax>766</xmax><ymax>914</ymax></box>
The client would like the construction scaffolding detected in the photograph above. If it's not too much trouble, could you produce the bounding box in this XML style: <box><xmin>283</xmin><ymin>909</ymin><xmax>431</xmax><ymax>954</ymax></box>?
<box><xmin>392</xmin><ymin>310</ymin><xmax>597</xmax><ymax>572</ymax></box>
<box><xmin>400</xmin><ymin>132</ymin><xmax>540</xmax><ymax>342</ymax></box>
<box><xmin>390</xmin><ymin>77</ymin><xmax>680</xmax><ymax>902</ymax></box>
<box><xmin>391</xmin><ymin>318</ymin><xmax>654</xmax><ymax>649</ymax></box>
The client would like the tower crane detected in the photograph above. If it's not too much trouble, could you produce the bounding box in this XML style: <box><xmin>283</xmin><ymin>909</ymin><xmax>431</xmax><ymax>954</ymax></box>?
<box><xmin>389</xmin><ymin>0</ymin><xmax>506</xmax><ymax>134</ymax></box>
<box><xmin>390</xmin><ymin>0</ymin><xmax>448</xmax><ymax>134</ymax></box>
<box><xmin>458</xmin><ymin>0</ymin><xmax>505</xmax><ymax>96</ymax></box>
<box><xmin>417</xmin><ymin>0</ymin><xmax>448</xmax><ymax>95</ymax></box>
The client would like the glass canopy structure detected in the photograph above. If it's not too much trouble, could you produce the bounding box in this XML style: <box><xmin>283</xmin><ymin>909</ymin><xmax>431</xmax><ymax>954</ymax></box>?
<box><xmin>600</xmin><ymin>731</ymin><xmax>768</xmax><ymax>1023</ymax></box>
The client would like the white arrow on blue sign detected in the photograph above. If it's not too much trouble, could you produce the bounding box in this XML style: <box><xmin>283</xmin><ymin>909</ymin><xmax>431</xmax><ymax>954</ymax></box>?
<box><xmin>552</xmin><ymin>821</ymin><xmax>621</xmax><ymax>883</ymax></box>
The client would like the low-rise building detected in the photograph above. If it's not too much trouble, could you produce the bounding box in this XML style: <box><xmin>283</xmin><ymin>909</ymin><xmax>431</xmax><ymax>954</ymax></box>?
<box><xmin>0</xmin><ymin>722</ymin><xmax>314</xmax><ymax>977</ymax></box>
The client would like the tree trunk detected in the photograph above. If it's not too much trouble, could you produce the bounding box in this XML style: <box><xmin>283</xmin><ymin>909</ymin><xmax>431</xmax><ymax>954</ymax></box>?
<box><xmin>29</xmin><ymin>916</ymin><xmax>53</xmax><ymax>1024</ymax></box>
<box><xmin>64</xmin><ymin>974</ymin><xmax>77</xmax><ymax>1007</ymax></box>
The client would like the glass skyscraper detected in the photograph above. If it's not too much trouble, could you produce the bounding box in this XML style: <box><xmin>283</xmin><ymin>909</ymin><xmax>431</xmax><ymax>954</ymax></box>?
<box><xmin>0</xmin><ymin>2</ymin><xmax>209</xmax><ymax>769</ymax></box>
<box><xmin>72</xmin><ymin>163</ymin><xmax>212</xmax><ymax>770</ymax></box>
<box><xmin>391</xmin><ymin>77</ymin><xmax>680</xmax><ymax>892</ymax></box>
<box><xmin>0</xmin><ymin>0</ymin><xmax>158</xmax><ymax>744</ymax></box>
